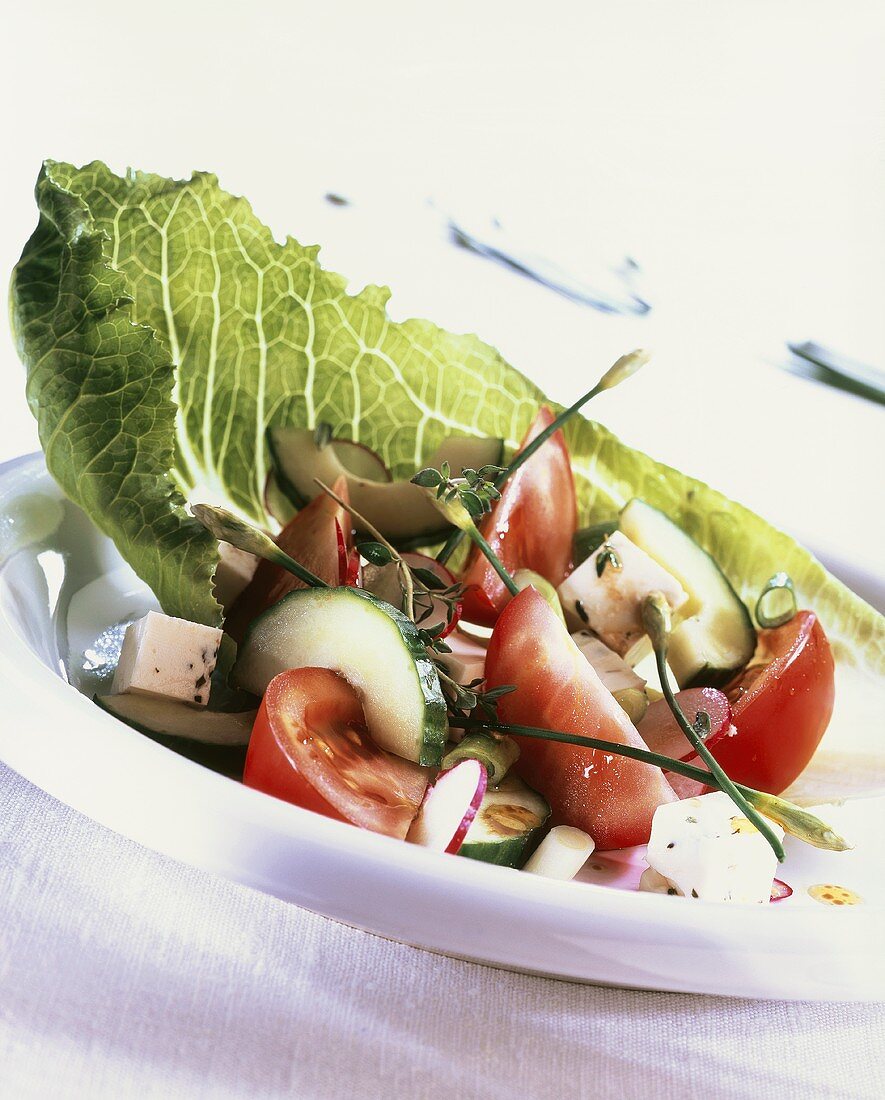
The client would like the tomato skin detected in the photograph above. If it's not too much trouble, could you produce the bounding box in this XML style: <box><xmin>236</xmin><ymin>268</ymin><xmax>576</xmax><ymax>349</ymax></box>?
<box><xmin>460</xmin><ymin>407</ymin><xmax>577</xmax><ymax>627</ymax></box>
<box><xmin>226</xmin><ymin>477</ymin><xmax>352</xmax><ymax>641</ymax></box>
<box><xmin>712</xmin><ymin>611</ymin><xmax>835</xmax><ymax>794</ymax></box>
<box><xmin>484</xmin><ymin>587</ymin><xmax>676</xmax><ymax>849</ymax></box>
<box><xmin>244</xmin><ymin>668</ymin><xmax>429</xmax><ymax>839</ymax></box>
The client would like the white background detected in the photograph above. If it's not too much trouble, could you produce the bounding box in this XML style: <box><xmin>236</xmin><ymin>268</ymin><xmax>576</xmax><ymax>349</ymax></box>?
<box><xmin>2</xmin><ymin>1</ymin><xmax>884</xmax><ymax>562</ymax></box>
<box><xmin>1</xmin><ymin>3</ymin><xmax>884</xmax><ymax>1097</ymax></box>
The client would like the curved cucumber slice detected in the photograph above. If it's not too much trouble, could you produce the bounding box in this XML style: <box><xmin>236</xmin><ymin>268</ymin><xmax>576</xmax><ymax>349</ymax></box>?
<box><xmin>232</xmin><ymin>586</ymin><xmax>447</xmax><ymax>766</ymax></box>
<box><xmin>619</xmin><ymin>498</ymin><xmax>756</xmax><ymax>687</ymax></box>
<box><xmin>267</xmin><ymin>427</ymin><xmax>503</xmax><ymax>544</ymax></box>
<box><xmin>459</xmin><ymin>775</ymin><xmax>550</xmax><ymax>869</ymax></box>
<box><xmin>95</xmin><ymin>693</ymin><xmax>256</xmax><ymax>745</ymax></box>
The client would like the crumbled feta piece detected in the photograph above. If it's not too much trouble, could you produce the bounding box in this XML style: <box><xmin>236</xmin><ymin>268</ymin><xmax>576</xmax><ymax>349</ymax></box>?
<box><xmin>213</xmin><ymin>541</ymin><xmax>258</xmax><ymax>608</ymax></box>
<box><xmin>111</xmin><ymin>611</ymin><xmax>223</xmax><ymax>707</ymax></box>
<box><xmin>437</xmin><ymin>632</ymin><xmax>486</xmax><ymax>688</ymax></box>
<box><xmin>570</xmin><ymin>631</ymin><xmax>646</xmax><ymax>694</ymax></box>
<box><xmin>557</xmin><ymin>531</ymin><xmax>688</xmax><ymax>655</ymax></box>
<box><xmin>641</xmin><ymin>791</ymin><xmax>784</xmax><ymax>903</ymax></box>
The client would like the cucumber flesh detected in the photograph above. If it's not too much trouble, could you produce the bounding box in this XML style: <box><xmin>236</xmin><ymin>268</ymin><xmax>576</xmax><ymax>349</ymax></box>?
<box><xmin>619</xmin><ymin>498</ymin><xmax>756</xmax><ymax>687</ymax></box>
<box><xmin>459</xmin><ymin>775</ymin><xmax>550</xmax><ymax>869</ymax></box>
<box><xmin>95</xmin><ymin>693</ymin><xmax>256</xmax><ymax>745</ymax></box>
<box><xmin>232</xmin><ymin>586</ymin><xmax>448</xmax><ymax>766</ymax></box>
<box><xmin>267</xmin><ymin>427</ymin><xmax>503</xmax><ymax>544</ymax></box>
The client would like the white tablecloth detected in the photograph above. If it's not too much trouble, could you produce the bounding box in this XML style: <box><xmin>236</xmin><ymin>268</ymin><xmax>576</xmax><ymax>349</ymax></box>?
<box><xmin>2</xmin><ymin>3</ymin><xmax>885</xmax><ymax>1095</ymax></box>
<box><xmin>1</xmin><ymin>762</ymin><xmax>882</xmax><ymax>1100</ymax></box>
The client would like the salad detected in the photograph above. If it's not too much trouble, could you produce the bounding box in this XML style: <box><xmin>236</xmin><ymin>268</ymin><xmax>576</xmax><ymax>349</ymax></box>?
<box><xmin>9</xmin><ymin>161</ymin><xmax>885</xmax><ymax>905</ymax></box>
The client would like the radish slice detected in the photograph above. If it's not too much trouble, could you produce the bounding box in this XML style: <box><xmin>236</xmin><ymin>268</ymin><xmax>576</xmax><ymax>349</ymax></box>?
<box><xmin>637</xmin><ymin>688</ymin><xmax>733</xmax><ymax>798</ymax></box>
<box><xmin>335</xmin><ymin>520</ymin><xmax>361</xmax><ymax>587</ymax></box>
<box><xmin>523</xmin><ymin>826</ymin><xmax>595</xmax><ymax>881</ymax></box>
<box><xmin>770</xmin><ymin>878</ymin><xmax>793</xmax><ymax>903</ymax></box>
<box><xmin>364</xmin><ymin>552</ymin><xmax>461</xmax><ymax>637</ymax></box>
<box><xmin>407</xmin><ymin>759</ymin><xmax>487</xmax><ymax>853</ymax></box>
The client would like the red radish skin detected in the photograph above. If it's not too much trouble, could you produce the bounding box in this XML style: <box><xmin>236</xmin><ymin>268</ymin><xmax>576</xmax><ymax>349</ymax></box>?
<box><xmin>770</xmin><ymin>879</ymin><xmax>793</xmax><ymax>903</ymax></box>
<box><xmin>637</xmin><ymin>689</ymin><xmax>733</xmax><ymax>798</ymax></box>
<box><xmin>407</xmin><ymin>760</ymin><xmax>487</xmax><ymax>854</ymax></box>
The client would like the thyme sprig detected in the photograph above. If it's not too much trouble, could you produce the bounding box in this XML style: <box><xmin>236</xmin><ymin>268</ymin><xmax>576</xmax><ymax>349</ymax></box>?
<box><xmin>410</xmin><ymin>467</ymin><xmax>519</xmax><ymax>596</ymax></box>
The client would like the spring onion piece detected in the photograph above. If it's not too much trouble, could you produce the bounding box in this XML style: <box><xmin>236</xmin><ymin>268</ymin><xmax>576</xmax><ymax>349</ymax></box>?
<box><xmin>612</xmin><ymin>686</ymin><xmax>649</xmax><ymax>725</ymax></box>
<box><xmin>447</xmin><ymin>716</ymin><xmax>849</xmax><ymax>853</ymax></box>
<box><xmin>755</xmin><ymin>572</ymin><xmax>797</xmax><ymax>629</ymax></box>
<box><xmin>642</xmin><ymin>592</ymin><xmax>784</xmax><ymax>860</ymax></box>
<box><xmin>436</xmin><ymin>350</ymin><xmax>650</xmax><ymax>565</ymax></box>
<box><xmin>442</xmin><ymin>732</ymin><xmax>520</xmax><ymax>784</ymax></box>
<box><xmin>190</xmin><ymin>504</ymin><xmax>328</xmax><ymax>590</ymax></box>
<box><xmin>523</xmin><ymin>825</ymin><xmax>595</xmax><ymax>880</ymax></box>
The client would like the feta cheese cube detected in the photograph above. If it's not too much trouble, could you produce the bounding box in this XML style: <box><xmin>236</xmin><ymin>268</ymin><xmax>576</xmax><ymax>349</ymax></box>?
<box><xmin>437</xmin><ymin>631</ymin><xmax>486</xmax><ymax>688</ymax></box>
<box><xmin>640</xmin><ymin>791</ymin><xmax>783</xmax><ymax>903</ymax></box>
<box><xmin>111</xmin><ymin>611</ymin><xmax>223</xmax><ymax>706</ymax></box>
<box><xmin>557</xmin><ymin>531</ymin><xmax>688</xmax><ymax>655</ymax></box>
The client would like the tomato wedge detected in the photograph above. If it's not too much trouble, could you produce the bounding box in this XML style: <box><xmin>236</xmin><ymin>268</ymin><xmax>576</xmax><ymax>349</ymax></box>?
<box><xmin>484</xmin><ymin>587</ymin><xmax>676</xmax><ymax>849</ymax></box>
<box><xmin>226</xmin><ymin>476</ymin><xmax>353</xmax><ymax>641</ymax></box>
<box><xmin>711</xmin><ymin>611</ymin><xmax>835</xmax><ymax>794</ymax></box>
<box><xmin>244</xmin><ymin>667</ymin><xmax>429</xmax><ymax>839</ymax></box>
<box><xmin>460</xmin><ymin>407</ymin><xmax>576</xmax><ymax>626</ymax></box>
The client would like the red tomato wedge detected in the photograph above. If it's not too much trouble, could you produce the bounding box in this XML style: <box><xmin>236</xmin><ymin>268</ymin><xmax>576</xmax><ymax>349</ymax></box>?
<box><xmin>226</xmin><ymin>476</ymin><xmax>353</xmax><ymax>641</ymax></box>
<box><xmin>244</xmin><ymin>667</ymin><xmax>429</xmax><ymax>839</ymax></box>
<box><xmin>484</xmin><ymin>587</ymin><xmax>676</xmax><ymax>849</ymax></box>
<box><xmin>712</xmin><ymin>611</ymin><xmax>835</xmax><ymax>794</ymax></box>
<box><xmin>460</xmin><ymin>407</ymin><xmax>577</xmax><ymax>626</ymax></box>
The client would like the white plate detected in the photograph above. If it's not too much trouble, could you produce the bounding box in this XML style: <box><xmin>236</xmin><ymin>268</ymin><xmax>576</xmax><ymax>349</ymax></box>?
<box><xmin>0</xmin><ymin>452</ymin><xmax>882</xmax><ymax>1002</ymax></box>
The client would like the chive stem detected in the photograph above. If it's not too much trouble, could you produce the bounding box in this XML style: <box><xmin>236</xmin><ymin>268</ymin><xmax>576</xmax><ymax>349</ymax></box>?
<box><xmin>447</xmin><ymin>717</ymin><xmax>847</xmax><ymax>853</ymax></box>
<box><xmin>437</xmin><ymin>349</ymin><xmax>649</xmax><ymax>565</ymax></box>
<box><xmin>641</xmin><ymin>593</ymin><xmax>784</xmax><ymax>860</ymax></box>
<box><xmin>465</xmin><ymin>525</ymin><xmax>520</xmax><ymax>596</ymax></box>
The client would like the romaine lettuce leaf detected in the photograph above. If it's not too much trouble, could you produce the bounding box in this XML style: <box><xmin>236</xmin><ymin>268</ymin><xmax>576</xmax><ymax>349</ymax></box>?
<box><xmin>10</xmin><ymin>161</ymin><xmax>884</xmax><ymax>682</ymax></box>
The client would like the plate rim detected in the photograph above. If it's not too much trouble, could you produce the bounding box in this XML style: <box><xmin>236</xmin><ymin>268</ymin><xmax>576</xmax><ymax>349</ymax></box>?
<box><xmin>1</xmin><ymin>450</ymin><xmax>883</xmax><ymax>1002</ymax></box>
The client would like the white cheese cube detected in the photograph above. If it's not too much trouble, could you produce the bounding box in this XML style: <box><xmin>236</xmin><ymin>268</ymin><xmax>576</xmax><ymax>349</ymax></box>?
<box><xmin>642</xmin><ymin>791</ymin><xmax>783</xmax><ymax>903</ymax></box>
<box><xmin>111</xmin><ymin>611</ymin><xmax>223</xmax><ymax>706</ymax></box>
<box><xmin>557</xmin><ymin>531</ymin><xmax>688</xmax><ymax>655</ymax></box>
<box><xmin>213</xmin><ymin>542</ymin><xmax>258</xmax><ymax>609</ymax></box>
<box><xmin>570</xmin><ymin>631</ymin><xmax>646</xmax><ymax>694</ymax></box>
<box><xmin>437</xmin><ymin>631</ymin><xmax>486</xmax><ymax>687</ymax></box>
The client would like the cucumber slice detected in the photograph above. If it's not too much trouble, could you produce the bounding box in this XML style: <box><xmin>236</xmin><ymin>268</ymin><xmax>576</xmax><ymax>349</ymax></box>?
<box><xmin>459</xmin><ymin>775</ymin><xmax>550</xmax><ymax>868</ymax></box>
<box><xmin>267</xmin><ymin>427</ymin><xmax>503</xmax><ymax>544</ymax></box>
<box><xmin>94</xmin><ymin>695</ymin><xmax>255</xmax><ymax>779</ymax></box>
<box><xmin>95</xmin><ymin>693</ymin><xmax>256</xmax><ymax>745</ymax></box>
<box><xmin>232</xmin><ymin>586</ymin><xmax>448</xmax><ymax>766</ymax></box>
<box><xmin>619</xmin><ymin>498</ymin><xmax>756</xmax><ymax>688</ymax></box>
